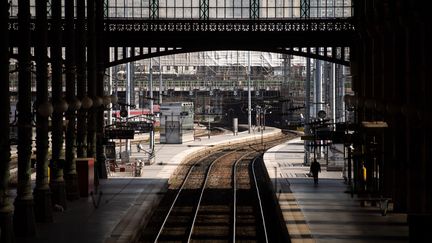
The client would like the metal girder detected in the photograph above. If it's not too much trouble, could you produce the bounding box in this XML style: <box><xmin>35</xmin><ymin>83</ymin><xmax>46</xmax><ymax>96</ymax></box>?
<box><xmin>150</xmin><ymin>0</ymin><xmax>159</xmax><ymax>20</ymax></box>
<box><xmin>106</xmin><ymin>45</ymin><xmax>350</xmax><ymax>68</ymax></box>
<box><xmin>301</xmin><ymin>0</ymin><xmax>310</xmax><ymax>18</ymax></box>
<box><xmin>8</xmin><ymin>16</ymin><xmax>354</xmax><ymax>67</ymax></box>
<box><xmin>250</xmin><ymin>0</ymin><xmax>260</xmax><ymax>19</ymax></box>
<box><xmin>103</xmin><ymin>0</ymin><xmax>109</xmax><ymax>18</ymax></box>
<box><xmin>200</xmin><ymin>0</ymin><xmax>209</xmax><ymax>20</ymax></box>
<box><xmin>279</xmin><ymin>47</ymin><xmax>350</xmax><ymax>66</ymax></box>
<box><xmin>8</xmin><ymin>18</ymin><xmax>354</xmax><ymax>45</ymax></box>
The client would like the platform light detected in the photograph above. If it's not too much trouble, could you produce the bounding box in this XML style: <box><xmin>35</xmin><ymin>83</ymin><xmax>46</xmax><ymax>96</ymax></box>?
<box><xmin>81</xmin><ymin>96</ymin><xmax>93</xmax><ymax>110</ymax></box>
<box><xmin>54</xmin><ymin>99</ymin><xmax>69</xmax><ymax>113</ymax></box>
<box><xmin>37</xmin><ymin>101</ymin><xmax>53</xmax><ymax>117</ymax></box>
<box><xmin>92</xmin><ymin>96</ymin><xmax>103</xmax><ymax>108</ymax></box>
<box><xmin>110</xmin><ymin>94</ymin><xmax>118</xmax><ymax>104</ymax></box>
<box><xmin>68</xmin><ymin>97</ymin><xmax>82</xmax><ymax>111</ymax></box>
<box><xmin>117</xmin><ymin>70</ymin><xmax>126</xmax><ymax>80</ymax></box>
<box><xmin>102</xmin><ymin>96</ymin><xmax>112</xmax><ymax>107</ymax></box>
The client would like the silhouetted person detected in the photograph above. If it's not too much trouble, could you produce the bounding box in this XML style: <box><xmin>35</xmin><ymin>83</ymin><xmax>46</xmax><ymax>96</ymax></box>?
<box><xmin>310</xmin><ymin>159</ymin><xmax>321</xmax><ymax>185</ymax></box>
<box><xmin>137</xmin><ymin>143</ymin><xmax>144</xmax><ymax>152</ymax></box>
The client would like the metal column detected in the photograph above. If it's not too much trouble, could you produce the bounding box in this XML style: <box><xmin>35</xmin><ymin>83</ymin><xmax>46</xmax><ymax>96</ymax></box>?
<box><xmin>247</xmin><ymin>51</ymin><xmax>252</xmax><ymax>133</ymax></box>
<box><xmin>96</xmin><ymin>0</ymin><xmax>107</xmax><ymax>180</ymax></box>
<box><xmin>50</xmin><ymin>0</ymin><xmax>67</xmax><ymax>210</ymax></box>
<box><xmin>33</xmin><ymin>0</ymin><xmax>53</xmax><ymax>222</ymax></box>
<box><xmin>76</xmin><ymin>0</ymin><xmax>88</xmax><ymax>158</ymax></box>
<box><xmin>149</xmin><ymin>59</ymin><xmax>155</xmax><ymax>161</ymax></box>
<box><xmin>64</xmin><ymin>0</ymin><xmax>80</xmax><ymax>200</ymax></box>
<box><xmin>315</xmin><ymin>60</ymin><xmax>322</xmax><ymax>116</ymax></box>
<box><xmin>159</xmin><ymin>57</ymin><xmax>163</xmax><ymax>104</ymax></box>
<box><xmin>304</xmin><ymin>57</ymin><xmax>311</xmax><ymax>165</ymax></box>
<box><xmin>14</xmin><ymin>0</ymin><xmax>36</xmax><ymax>236</ymax></box>
<box><xmin>125</xmin><ymin>51</ymin><xmax>132</xmax><ymax>156</ymax></box>
<box><xmin>331</xmin><ymin>63</ymin><xmax>336</xmax><ymax>124</ymax></box>
<box><xmin>87</xmin><ymin>0</ymin><xmax>97</xmax><ymax>159</ymax></box>
<box><xmin>0</xmin><ymin>0</ymin><xmax>14</xmax><ymax>241</ymax></box>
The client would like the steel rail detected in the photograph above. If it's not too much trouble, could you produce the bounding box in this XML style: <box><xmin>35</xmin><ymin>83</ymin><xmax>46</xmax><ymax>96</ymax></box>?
<box><xmin>251</xmin><ymin>156</ymin><xmax>269</xmax><ymax>243</ymax></box>
<box><xmin>153</xmin><ymin>149</ymin><xmax>225</xmax><ymax>242</ymax></box>
<box><xmin>153</xmin><ymin>132</ymin><xmax>297</xmax><ymax>242</ymax></box>
<box><xmin>232</xmin><ymin>152</ymin><xmax>255</xmax><ymax>242</ymax></box>
<box><xmin>187</xmin><ymin>150</ymin><xmax>237</xmax><ymax>242</ymax></box>
<box><xmin>153</xmin><ymin>162</ymin><xmax>196</xmax><ymax>243</ymax></box>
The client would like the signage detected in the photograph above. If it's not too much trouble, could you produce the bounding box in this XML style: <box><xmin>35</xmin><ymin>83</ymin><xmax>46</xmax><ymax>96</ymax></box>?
<box><xmin>128</xmin><ymin>121</ymin><xmax>153</xmax><ymax>132</ymax></box>
<box><xmin>301</xmin><ymin>131</ymin><xmax>345</xmax><ymax>143</ymax></box>
<box><xmin>361</xmin><ymin>121</ymin><xmax>388</xmax><ymax>128</ymax></box>
<box><xmin>301</xmin><ymin>135</ymin><xmax>315</xmax><ymax>140</ymax></box>
<box><xmin>317</xmin><ymin>110</ymin><xmax>327</xmax><ymax>119</ymax></box>
<box><xmin>105</xmin><ymin>129</ymin><xmax>135</xmax><ymax>139</ymax></box>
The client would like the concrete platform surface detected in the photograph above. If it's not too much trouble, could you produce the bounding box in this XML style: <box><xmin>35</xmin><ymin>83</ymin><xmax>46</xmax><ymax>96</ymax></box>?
<box><xmin>14</xmin><ymin>132</ymin><xmax>409</xmax><ymax>243</ymax></box>
<box><xmin>263</xmin><ymin>137</ymin><xmax>409</xmax><ymax>243</ymax></box>
<box><xmin>14</xmin><ymin>127</ymin><xmax>280</xmax><ymax>243</ymax></box>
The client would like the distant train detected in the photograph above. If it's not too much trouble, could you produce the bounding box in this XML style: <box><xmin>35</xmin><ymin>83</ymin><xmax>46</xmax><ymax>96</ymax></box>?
<box><xmin>111</xmin><ymin>105</ymin><xmax>160</xmax><ymax>119</ymax></box>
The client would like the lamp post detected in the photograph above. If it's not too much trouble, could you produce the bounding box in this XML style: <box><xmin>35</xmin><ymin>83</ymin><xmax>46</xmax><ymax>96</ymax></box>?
<box><xmin>257</xmin><ymin>105</ymin><xmax>271</xmax><ymax>150</ymax></box>
<box><xmin>208</xmin><ymin>107</ymin><xmax>211</xmax><ymax>139</ymax></box>
<box><xmin>262</xmin><ymin>105</ymin><xmax>271</xmax><ymax>131</ymax></box>
<box><xmin>256</xmin><ymin>105</ymin><xmax>261</xmax><ymax>131</ymax></box>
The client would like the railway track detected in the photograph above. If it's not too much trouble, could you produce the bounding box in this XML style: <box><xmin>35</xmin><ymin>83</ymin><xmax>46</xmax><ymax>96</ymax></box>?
<box><xmin>140</xmin><ymin>132</ymin><xmax>295</xmax><ymax>242</ymax></box>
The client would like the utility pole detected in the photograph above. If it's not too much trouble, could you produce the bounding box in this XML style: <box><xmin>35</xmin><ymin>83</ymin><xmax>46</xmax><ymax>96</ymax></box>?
<box><xmin>305</xmin><ymin>57</ymin><xmax>311</xmax><ymax>165</ymax></box>
<box><xmin>159</xmin><ymin>56</ymin><xmax>163</xmax><ymax>104</ymax></box>
<box><xmin>125</xmin><ymin>50</ymin><xmax>131</xmax><ymax>158</ymax></box>
<box><xmin>208</xmin><ymin>108</ymin><xmax>211</xmax><ymax>139</ymax></box>
<box><xmin>149</xmin><ymin>58</ymin><xmax>155</xmax><ymax>161</ymax></box>
<box><xmin>301</xmin><ymin>1</ymin><xmax>311</xmax><ymax>165</ymax></box>
<box><xmin>248</xmin><ymin>51</ymin><xmax>252</xmax><ymax>133</ymax></box>
<box><xmin>331</xmin><ymin>63</ymin><xmax>336</xmax><ymax>125</ymax></box>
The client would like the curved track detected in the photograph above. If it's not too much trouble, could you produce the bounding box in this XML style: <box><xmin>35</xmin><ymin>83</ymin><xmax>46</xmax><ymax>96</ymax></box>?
<box><xmin>140</xmin><ymin>131</ymin><xmax>296</xmax><ymax>242</ymax></box>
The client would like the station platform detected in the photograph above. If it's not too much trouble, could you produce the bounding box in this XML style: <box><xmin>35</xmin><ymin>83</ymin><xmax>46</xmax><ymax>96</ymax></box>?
<box><xmin>14</xmin><ymin>131</ymin><xmax>409</xmax><ymax>243</ymax></box>
<box><xmin>15</xmin><ymin>127</ymin><xmax>280</xmax><ymax>243</ymax></box>
<box><xmin>263</xmin><ymin>137</ymin><xmax>409</xmax><ymax>243</ymax></box>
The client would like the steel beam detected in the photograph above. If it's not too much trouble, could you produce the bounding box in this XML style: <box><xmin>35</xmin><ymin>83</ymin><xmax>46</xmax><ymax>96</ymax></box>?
<box><xmin>150</xmin><ymin>0</ymin><xmax>159</xmax><ymax>20</ymax></box>
<box><xmin>250</xmin><ymin>0</ymin><xmax>260</xmax><ymax>19</ymax></box>
<box><xmin>200</xmin><ymin>0</ymin><xmax>209</xmax><ymax>20</ymax></box>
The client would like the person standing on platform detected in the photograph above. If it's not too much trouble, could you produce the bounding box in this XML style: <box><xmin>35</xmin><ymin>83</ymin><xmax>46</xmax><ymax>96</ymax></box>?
<box><xmin>137</xmin><ymin>143</ymin><xmax>144</xmax><ymax>152</ymax></box>
<box><xmin>310</xmin><ymin>159</ymin><xmax>321</xmax><ymax>185</ymax></box>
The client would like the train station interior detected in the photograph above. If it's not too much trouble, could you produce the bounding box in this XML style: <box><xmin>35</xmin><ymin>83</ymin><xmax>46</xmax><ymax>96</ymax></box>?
<box><xmin>0</xmin><ymin>1</ymin><xmax>430</xmax><ymax>242</ymax></box>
